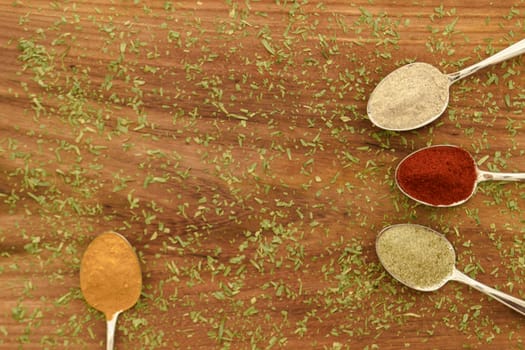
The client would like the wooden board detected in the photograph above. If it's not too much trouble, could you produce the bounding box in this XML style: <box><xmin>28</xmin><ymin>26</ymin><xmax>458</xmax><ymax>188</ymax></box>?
<box><xmin>1</xmin><ymin>1</ymin><xmax>524</xmax><ymax>349</ymax></box>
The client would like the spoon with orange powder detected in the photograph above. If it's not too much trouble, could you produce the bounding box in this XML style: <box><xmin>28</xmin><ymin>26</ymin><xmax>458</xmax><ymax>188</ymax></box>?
<box><xmin>80</xmin><ymin>231</ymin><xmax>142</xmax><ymax>350</ymax></box>
<box><xmin>395</xmin><ymin>145</ymin><xmax>525</xmax><ymax>207</ymax></box>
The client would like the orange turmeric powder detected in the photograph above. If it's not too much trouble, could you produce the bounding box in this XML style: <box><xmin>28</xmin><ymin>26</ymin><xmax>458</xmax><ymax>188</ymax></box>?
<box><xmin>80</xmin><ymin>231</ymin><xmax>142</xmax><ymax>320</ymax></box>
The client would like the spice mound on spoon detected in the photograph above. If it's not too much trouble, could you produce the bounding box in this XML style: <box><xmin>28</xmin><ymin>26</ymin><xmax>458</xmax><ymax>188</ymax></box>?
<box><xmin>376</xmin><ymin>224</ymin><xmax>525</xmax><ymax>316</ymax></box>
<box><xmin>80</xmin><ymin>231</ymin><xmax>142</xmax><ymax>350</ymax></box>
<box><xmin>367</xmin><ymin>62</ymin><xmax>450</xmax><ymax>131</ymax></box>
<box><xmin>367</xmin><ymin>38</ymin><xmax>525</xmax><ymax>131</ymax></box>
<box><xmin>395</xmin><ymin>144</ymin><xmax>525</xmax><ymax>207</ymax></box>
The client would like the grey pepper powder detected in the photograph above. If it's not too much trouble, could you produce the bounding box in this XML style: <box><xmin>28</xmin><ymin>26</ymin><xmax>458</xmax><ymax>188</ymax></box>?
<box><xmin>367</xmin><ymin>63</ymin><xmax>450</xmax><ymax>130</ymax></box>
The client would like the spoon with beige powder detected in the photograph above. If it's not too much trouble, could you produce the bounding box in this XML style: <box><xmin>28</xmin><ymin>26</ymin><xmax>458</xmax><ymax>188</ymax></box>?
<box><xmin>367</xmin><ymin>38</ymin><xmax>525</xmax><ymax>131</ymax></box>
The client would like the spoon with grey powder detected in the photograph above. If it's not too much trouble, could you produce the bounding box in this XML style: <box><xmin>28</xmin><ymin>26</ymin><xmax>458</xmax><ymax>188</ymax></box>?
<box><xmin>367</xmin><ymin>38</ymin><xmax>525</xmax><ymax>131</ymax></box>
<box><xmin>376</xmin><ymin>224</ymin><xmax>525</xmax><ymax>316</ymax></box>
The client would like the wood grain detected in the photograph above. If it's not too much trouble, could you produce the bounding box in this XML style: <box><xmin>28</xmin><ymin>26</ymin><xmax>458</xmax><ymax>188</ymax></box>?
<box><xmin>1</xmin><ymin>1</ymin><xmax>524</xmax><ymax>349</ymax></box>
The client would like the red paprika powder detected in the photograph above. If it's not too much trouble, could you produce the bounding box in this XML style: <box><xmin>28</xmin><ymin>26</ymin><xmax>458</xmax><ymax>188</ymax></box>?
<box><xmin>395</xmin><ymin>145</ymin><xmax>478</xmax><ymax>206</ymax></box>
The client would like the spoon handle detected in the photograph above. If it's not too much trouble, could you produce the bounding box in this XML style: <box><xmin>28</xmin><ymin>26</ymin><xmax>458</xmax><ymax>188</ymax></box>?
<box><xmin>449</xmin><ymin>38</ymin><xmax>525</xmax><ymax>83</ymax></box>
<box><xmin>106</xmin><ymin>312</ymin><xmax>120</xmax><ymax>350</ymax></box>
<box><xmin>451</xmin><ymin>269</ymin><xmax>525</xmax><ymax>316</ymax></box>
<box><xmin>477</xmin><ymin>169</ymin><xmax>525</xmax><ymax>182</ymax></box>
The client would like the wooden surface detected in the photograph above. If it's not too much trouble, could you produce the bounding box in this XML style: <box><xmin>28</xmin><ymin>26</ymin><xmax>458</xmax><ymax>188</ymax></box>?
<box><xmin>1</xmin><ymin>1</ymin><xmax>524</xmax><ymax>349</ymax></box>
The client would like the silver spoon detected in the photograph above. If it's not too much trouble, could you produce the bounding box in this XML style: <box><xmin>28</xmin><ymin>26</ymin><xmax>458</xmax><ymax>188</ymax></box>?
<box><xmin>367</xmin><ymin>38</ymin><xmax>525</xmax><ymax>131</ymax></box>
<box><xmin>376</xmin><ymin>224</ymin><xmax>525</xmax><ymax>316</ymax></box>
<box><xmin>395</xmin><ymin>144</ymin><xmax>525</xmax><ymax>207</ymax></box>
<box><xmin>80</xmin><ymin>231</ymin><xmax>142</xmax><ymax>350</ymax></box>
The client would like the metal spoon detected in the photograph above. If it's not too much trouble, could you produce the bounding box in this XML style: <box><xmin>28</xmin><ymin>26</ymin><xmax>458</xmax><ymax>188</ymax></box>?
<box><xmin>376</xmin><ymin>224</ymin><xmax>525</xmax><ymax>316</ymax></box>
<box><xmin>367</xmin><ymin>38</ymin><xmax>525</xmax><ymax>131</ymax></box>
<box><xmin>395</xmin><ymin>144</ymin><xmax>525</xmax><ymax>207</ymax></box>
<box><xmin>80</xmin><ymin>232</ymin><xmax>142</xmax><ymax>350</ymax></box>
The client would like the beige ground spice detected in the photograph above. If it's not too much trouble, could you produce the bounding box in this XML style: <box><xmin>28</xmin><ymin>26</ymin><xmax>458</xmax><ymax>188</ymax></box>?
<box><xmin>367</xmin><ymin>63</ymin><xmax>450</xmax><ymax>130</ymax></box>
<box><xmin>376</xmin><ymin>224</ymin><xmax>455</xmax><ymax>290</ymax></box>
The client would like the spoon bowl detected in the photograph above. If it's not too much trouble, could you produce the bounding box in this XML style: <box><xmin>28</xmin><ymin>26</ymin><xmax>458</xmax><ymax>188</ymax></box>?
<box><xmin>367</xmin><ymin>38</ymin><xmax>525</xmax><ymax>131</ymax></box>
<box><xmin>367</xmin><ymin>62</ymin><xmax>451</xmax><ymax>131</ymax></box>
<box><xmin>376</xmin><ymin>224</ymin><xmax>525</xmax><ymax>316</ymax></box>
<box><xmin>395</xmin><ymin>144</ymin><xmax>525</xmax><ymax>207</ymax></box>
<box><xmin>80</xmin><ymin>231</ymin><xmax>142</xmax><ymax>350</ymax></box>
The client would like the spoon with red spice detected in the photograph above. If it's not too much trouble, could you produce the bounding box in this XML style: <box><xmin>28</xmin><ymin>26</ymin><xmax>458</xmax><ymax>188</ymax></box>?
<box><xmin>395</xmin><ymin>145</ymin><xmax>525</xmax><ymax>207</ymax></box>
